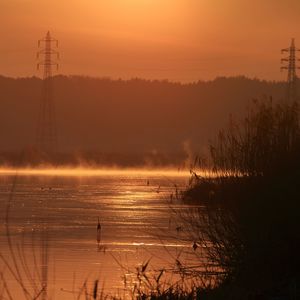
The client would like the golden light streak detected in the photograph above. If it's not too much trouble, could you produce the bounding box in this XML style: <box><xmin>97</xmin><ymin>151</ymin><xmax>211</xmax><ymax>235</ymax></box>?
<box><xmin>0</xmin><ymin>168</ymin><xmax>190</xmax><ymax>177</ymax></box>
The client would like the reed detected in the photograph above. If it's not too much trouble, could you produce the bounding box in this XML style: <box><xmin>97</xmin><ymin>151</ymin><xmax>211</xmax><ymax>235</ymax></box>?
<box><xmin>209</xmin><ymin>98</ymin><xmax>300</xmax><ymax>176</ymax></box>
<box><xmin>0</xmin><ymin>173</ymin><xmax>52</xmax><ymax>300</ymax></box>
<box><xmin>179</xmin><ymin>99</ymin><xmax>300</xmax><ymax>299</ymax></box>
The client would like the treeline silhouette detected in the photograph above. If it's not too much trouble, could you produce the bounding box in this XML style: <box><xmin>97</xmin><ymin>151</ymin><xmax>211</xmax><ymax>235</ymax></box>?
<box><xmin>0</xmin><ymin>75</ymin><xmax>294</xmax><ymax>166</ymax></box>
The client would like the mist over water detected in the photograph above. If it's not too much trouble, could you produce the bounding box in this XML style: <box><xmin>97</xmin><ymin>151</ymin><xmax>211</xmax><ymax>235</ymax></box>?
<box><xmin>0</xmin><ymin>169</ymin><xmax>196</xmax><ymax>299</ymax></box>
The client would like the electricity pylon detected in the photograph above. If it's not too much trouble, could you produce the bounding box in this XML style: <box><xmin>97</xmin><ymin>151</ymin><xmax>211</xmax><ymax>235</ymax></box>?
<box><xmin>36</xmin><ymin>31</ymin><xmax>59</xmax><ymax>300</ymax></box>
<box><xmin>281</xmin><ymin>38</ymin><xmax>300</xmax><ymax>102</ymax></box>
<box><xmin>36</xmin><ymin>31</ymin><xmax>59</xmax><ymax>153</ymax></box>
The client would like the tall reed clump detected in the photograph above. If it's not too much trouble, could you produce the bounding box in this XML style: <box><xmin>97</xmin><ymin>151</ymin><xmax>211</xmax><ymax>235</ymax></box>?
<box><xmin>209</xmin><ymin>98</ymin><xmax>300</xmax><ymax>176</ymax></box>
<box><xmin>182</xmin><ymin>99</ymin><xmax>300</xmax><ymax>299</ymax></box>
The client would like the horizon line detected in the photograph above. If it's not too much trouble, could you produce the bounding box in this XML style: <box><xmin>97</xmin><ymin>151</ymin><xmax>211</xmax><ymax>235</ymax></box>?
<box><xmin>0</xmin><ymin>73</ymin><xmax>288</xmax><ymax>85</ymax></box>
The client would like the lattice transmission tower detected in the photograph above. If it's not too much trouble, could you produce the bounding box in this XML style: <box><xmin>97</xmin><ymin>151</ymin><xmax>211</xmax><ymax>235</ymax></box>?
<box><xmin>281</xmin><ymin>38</ymin><xmax>300</xmax><ymax>102</ymax></box>
<box><xmin>36</xmin><ymin>31</ymin><xmax>59</xmax><ymax>153</ymax></box>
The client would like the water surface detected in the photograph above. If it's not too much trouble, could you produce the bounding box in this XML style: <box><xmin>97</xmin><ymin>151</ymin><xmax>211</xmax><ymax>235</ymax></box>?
<box><xmin>0</xmin><ymin>169</ymin><xmax>197</xmax><ymax>299</ymax></box>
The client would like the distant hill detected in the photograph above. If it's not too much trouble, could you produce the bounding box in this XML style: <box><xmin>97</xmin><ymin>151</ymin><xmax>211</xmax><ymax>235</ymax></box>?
<box><xmin>0</xmin><ymin>75</ymin><xmax>292</xmax><ymax>165</ymax></box>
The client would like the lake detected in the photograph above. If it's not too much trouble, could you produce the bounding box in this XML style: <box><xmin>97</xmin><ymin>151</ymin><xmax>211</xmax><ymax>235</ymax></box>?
<box><xmin>0</xmin><ymin>168</ymin><xmax>199</xmax><ymax>299</ymax></box>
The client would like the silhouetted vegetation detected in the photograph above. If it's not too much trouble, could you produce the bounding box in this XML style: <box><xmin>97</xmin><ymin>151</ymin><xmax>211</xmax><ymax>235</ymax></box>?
<box><xmin>1</xmin><ymin>78</ymin><xmax>300</xmax><ymax>299</ymax></box>
<box><xmin>209</xmin><ymin>98</ymin><xmax>300</xmax><ymax>176</ymax></box>
<box><xmin>0</xmin><ymin>75</ymin><xmax>295</xmax><ymax>164</ymax></box>
<box><xmin>179</xmin><ymin>99</ymin><xmax>300</xmax><ymax>299</ymax></box>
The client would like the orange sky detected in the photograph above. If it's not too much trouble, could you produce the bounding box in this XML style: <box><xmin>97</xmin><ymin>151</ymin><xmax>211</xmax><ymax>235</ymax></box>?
<box><xmin>0</xmin><ymin>0</ymin><xmax>299</xmax><ymax>82</ymax></box>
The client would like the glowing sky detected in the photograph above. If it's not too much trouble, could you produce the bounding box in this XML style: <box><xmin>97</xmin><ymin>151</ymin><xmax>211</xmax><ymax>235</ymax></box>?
<box><xmin>0</xmin><ymin>0</ymin><xmax>299</xmax><ymax>82</ymax></box>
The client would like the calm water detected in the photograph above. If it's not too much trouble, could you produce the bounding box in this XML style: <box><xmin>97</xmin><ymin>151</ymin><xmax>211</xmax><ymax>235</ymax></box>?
<box><xmin>0</xmin><ymin>169</ymin><xmax>198</xmax><ymax>299</ymax></box>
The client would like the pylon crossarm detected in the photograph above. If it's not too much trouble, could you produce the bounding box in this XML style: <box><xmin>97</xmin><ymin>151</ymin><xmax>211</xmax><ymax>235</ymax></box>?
<box><xmin>38</xmin><ymin>38</ymin><xmax>58</xmax><ymax>43</ymax></box>
<box><xmin>37</xmin><ymin>49</ymin><xmax>59</xmax><ymax>55</ymax></box>
<box><xmin>37</xmin><ymin>62</ymin><xmax>59</xmax><ymax>67</ymax></box>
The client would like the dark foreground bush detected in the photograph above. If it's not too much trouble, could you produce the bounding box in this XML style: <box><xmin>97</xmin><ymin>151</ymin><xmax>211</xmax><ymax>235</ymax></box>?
<box><xmin>183</xmin><ymin>174</ymin><xmax>300</xmax><ymax>299</ymax></box>
<box><xmin>180</xmin><ymin>100</ymin><xmax>300</xmax><ymax>299</ymax></box>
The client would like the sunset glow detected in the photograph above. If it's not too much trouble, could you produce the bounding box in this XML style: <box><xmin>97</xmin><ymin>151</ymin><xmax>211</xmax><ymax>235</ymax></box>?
<box><xmin>1</xmin><ymin>0</ymin><xmax>299</xmax><ymax>81</ymax></box>
<box><xmin>0</xmin><ymin>1</ymin><xmax>299</xmax><ymax>299</ymax></box>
